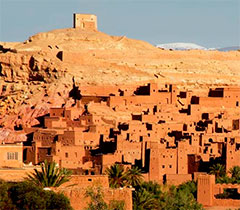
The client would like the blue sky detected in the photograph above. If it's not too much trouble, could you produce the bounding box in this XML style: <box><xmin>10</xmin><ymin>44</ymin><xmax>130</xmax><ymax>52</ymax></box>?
<box><xmin>0</xmin><ymin>0</ymin><xmax>239</xmax><ymax>48</ymax></box>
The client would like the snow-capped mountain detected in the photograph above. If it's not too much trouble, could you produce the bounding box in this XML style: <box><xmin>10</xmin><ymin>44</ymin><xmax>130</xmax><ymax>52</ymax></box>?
<box><xmin>156</xmin><ymin>42</ymin><xmax>207</xmax><ymax>50</ymax></box>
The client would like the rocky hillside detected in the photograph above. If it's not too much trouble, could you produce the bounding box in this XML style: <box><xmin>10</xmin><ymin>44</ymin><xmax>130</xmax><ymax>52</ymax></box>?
<box><xmin>0</xmin><ymin>28</ymin><xmax>240</xmax><ymax>141</ymax></box>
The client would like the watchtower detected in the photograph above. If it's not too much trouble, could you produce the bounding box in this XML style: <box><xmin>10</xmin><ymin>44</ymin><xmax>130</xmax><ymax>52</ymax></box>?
<box><xmin>197</xmin><ymin>174</ymin><xmax>215</xmax><ymax>206</ymax></box>
<box><xmin>73</xmin><ymin>13</ymin><xmax>97</xmax><ymax>30</ymax></box>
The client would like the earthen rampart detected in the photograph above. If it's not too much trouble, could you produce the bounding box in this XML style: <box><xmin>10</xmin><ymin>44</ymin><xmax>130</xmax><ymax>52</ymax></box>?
<box><xmin>197</xmin><ymin>174</ymin><xmax>240</xmax><ymax>207</ymax></box>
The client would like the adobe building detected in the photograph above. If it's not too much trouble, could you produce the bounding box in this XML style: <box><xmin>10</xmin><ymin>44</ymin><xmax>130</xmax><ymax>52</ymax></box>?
<box><xmin>22</xmin><ymin>82</ymin><xmax>240</xmax><ymax>186</ymax></box>
<box><xmin>0</xmin><ymin>142</ymin><xmax>23</xmax><ymax>168</ymax></box>
<box><xmin>73</xmin><ymin>13</ymin><xmax>97</xmax><ymax>30</ymax></box>
<box><xmin>226</xmin><ymin>136</ymin><xmax>240</xmax><ymax>172</ymax></box>
<box><xmin>2</xmin><ymin>14</ymin><xmax>240</xmax><ymax>208</ymax></box>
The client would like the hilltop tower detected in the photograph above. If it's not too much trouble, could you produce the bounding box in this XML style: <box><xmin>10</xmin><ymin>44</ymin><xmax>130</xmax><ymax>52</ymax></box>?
<box><xmin>73</xmin><ymin>13</ymin><xmax>97</xmax><ymax>30</ymax></box>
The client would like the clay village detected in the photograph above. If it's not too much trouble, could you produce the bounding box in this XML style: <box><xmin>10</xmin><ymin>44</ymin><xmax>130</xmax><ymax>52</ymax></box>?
<box><xmin>0</xmin><ymin>13</ymin><xmax>240</xmax><ymax>210</ymax></box>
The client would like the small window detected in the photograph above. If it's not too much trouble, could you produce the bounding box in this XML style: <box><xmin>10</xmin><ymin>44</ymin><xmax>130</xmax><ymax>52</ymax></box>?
<box><xmin>162</xmin><ymin>165</ymin><xmax>165</xmax><ymax>168</ymax></box>
<box><xmin>65</xmin><ymin>153</ymin><xmax>68</xmax><ymax>158</ymax></box>
<box><xmin>7</xmin><ymin>152</ymin><xmax>18</xmax><ymax>160</ymax></box>
<box><xmin>15</xmin><ymin>152</ymin><xmax>18</xmax><ymax>160</ymax></box>
<box><xmin>169</xmin><ymin>165</ymin><xmax>172</xmax><ymax>168</ymax></box>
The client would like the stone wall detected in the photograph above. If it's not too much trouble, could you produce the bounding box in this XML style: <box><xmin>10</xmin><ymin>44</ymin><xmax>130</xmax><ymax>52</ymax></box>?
<box><xmin>213</xmin><ymin>198</ymin><xmax>240</xmax><ymax>206</ymax></box>
<box><xmin>166</xmin><ymin>174</ymin><xmax>192</xmax><ymax>185</ymax></box>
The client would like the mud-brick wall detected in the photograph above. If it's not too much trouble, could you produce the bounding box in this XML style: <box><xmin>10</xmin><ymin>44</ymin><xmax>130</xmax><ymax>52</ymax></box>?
<box><xmin>57</xmin><ymin>187</ymin><xmax>133</xmax><ymax>210</ymax></box>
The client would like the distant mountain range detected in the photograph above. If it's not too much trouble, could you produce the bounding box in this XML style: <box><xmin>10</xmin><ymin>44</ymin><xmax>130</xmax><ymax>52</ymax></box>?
<box><xmin>217</xmin><ymin>46</ymin><xmax>240</xmax><ymax>52</ymax></box>
<box><xmin>156</xmin><ymin>42</ymin><xmax>240</xmax><ymax>52</ymax></box>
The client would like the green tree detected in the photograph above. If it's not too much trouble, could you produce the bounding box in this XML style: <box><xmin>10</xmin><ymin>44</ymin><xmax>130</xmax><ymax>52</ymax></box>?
<box><xmin>167</xmin><ymin>187</ymin><xmax>202</xmax><ymax>210</ymax></box>
<box><xmin>209</xmin><ymin>163</ymin><xmax>226</xmax><ymax>179</ymax></box>
<box><xmin>45</xmin><ymin>191</ymin><xmax>73</xmax><ymax>210</ymax></box>
<box><xmin>161</xmin><ymin>185</ymin><xmax>203</xmax><ymax>210</ymax></box>
<box><xmin>125</xmin><ymin>166</ymin><xmax>143</xmax><ymax>187</ymax></box>
<box><xmin>0</xmin><ymin>180</ymin><xmax>15</xmax><ymax>210</ymax></box>
<box><xmin>133</xmin><ymin>181</ymin><xmax>166</xmax><ymax>210</ymax></box>
<box><xmin>133</xmin><ymin>188</ymin><xmax>159</xmax><ymax>210</ymax></box>
<box><xmin>139</xmin><ymin>181</ymin><xmax>167</xmax><ymax>203</ymax></box>
<box><xmin>140</xmin><ymin>181</ymin><xmax>162</xmax><ymax>196</ymax></box>
<box><xmin>27</xmin><ymin>160</ymin><xmax>72</xmax><ymax>187</ymax></box>
<box><xmin>216</xmin><ymin>174</ymin><xmax>231</xmax><ymax>184</ymax></box>
<box><xmin>105</xmin><ymin>164</ymin><xmax>126</xmax><ymax>188</ymax></box>
<box><xmin>8</xmin><ymin>181</ymin><xmax>72</xmax><ymax>210</ymax></box>
<box><xmin>229</xmin><ymin>166</ymin><xmax>240</xmax><ymax>184</ymax></box>
<box><xmin>132</xmin><ymin>181</ymin><xmax>203</xmax><ymax>210</ymax></box>
<box><xmin>178</xmin><ymin>181</ymin><xmax>197</xmax><ymax>198</ymax></box>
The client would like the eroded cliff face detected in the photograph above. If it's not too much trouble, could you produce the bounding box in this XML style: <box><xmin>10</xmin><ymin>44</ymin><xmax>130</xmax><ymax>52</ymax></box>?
<box><xmin>0</xmin><ymin>48</ymin><xmax>68</xmax><ymax>132</ymax></box>
<box><xmin>0</xmin><ymin>28</ymin><xmax>240</xmax><ymax>141</ymax></box>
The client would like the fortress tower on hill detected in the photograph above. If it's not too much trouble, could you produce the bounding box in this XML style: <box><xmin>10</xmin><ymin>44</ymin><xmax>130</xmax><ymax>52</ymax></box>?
<box><xmin>73</xmin><ymin>13</ymin><xmax>97</xmax><ymax>30</ymax></box>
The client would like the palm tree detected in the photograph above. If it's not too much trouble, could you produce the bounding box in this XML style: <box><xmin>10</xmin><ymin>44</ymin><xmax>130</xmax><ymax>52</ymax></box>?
<box><xmin>27</xmin><ymin>160</ymin><xmax>72</xmax><ymax>187</ymax></box>
<box><xmin>139</xmin><ymin>181</ymin><xmax>168</xmax><ymax>208</ymax></box>
<box><xmin>140</xmin><ymin>181</ymin><xmax>162</xmax><ymax>196</ymax></box>
<box><xmin>216</xmin><ymin>175</ymin><xmax>231</xmax><ymax>184</ymax></box>
<box><xmin>125</xmin><ymin>166</ymin><xmax>143</xmax><ymax>187</ymax></box>
<box><xmin>178</xmin><ymin>181</ymin><xmax>197</xmax><ymax>198</ymax></box>
<box><xmin>133</xmin><ymin>188</ymin><xmax>158</xmax><ymax>210</ymax></box>
<box><xmin>105</xmin><ymin>164</ymin><xmax>126</xmax><ymax>188</ymax></box>
<box><xmin>229</xmin><ymin>166</ymin><xmax>240</xmax><ymax>183</ymax></box>
<box><xmin>209</xmin><ymin>163</ymin><xmax>226</xmax><ymax>179</ymax></box>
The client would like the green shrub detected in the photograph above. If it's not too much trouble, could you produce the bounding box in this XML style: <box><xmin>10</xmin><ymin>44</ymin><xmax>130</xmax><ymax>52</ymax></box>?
<box><xmin>178</xmin><ymin>181</ymin><xmax>197</xmax><ymax>198</ymax></box>
<box><xmin>9</xmin><ymin>181</ymin><xmax>47</xmax><ymax>209</ymax></box>
<box><xmin>132</xmin><ymin>181</ymin><xmax>203</xmax><ymax>210</ymax></box>
<box><xmin>0</xmin><ymin>181</ymin><xmax>72</xmax><ymax>210</ymax></box>
<box><xmin>165</xmin><ymin>186</ymin><xmax>203</xmax><ymax>210</ymax></box>
<box><xmin>45</xmin><ymin>190</ymin><xmax>73</xmax><ymax>210</ymax></box>
<box><xmin>0</xmin><ymin>180</ymin><xmax>15</xmax><ymax>210</ymax></box>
